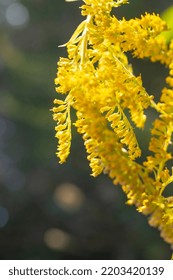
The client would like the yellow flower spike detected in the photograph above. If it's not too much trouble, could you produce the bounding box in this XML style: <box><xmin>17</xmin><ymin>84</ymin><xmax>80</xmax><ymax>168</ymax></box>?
<box><xmin>52</xmin><ymin>96</ymin><xmax>73</xmax><ymax>163</ymax></box>
<box><xmin>105</xmin><ymin>105</ymin><xmax>141</xmax><ymax>159</ymax></box>
<box><xmin>53</xmin><ymin>0</ymin><xmax>173</xmax><ymax>247</ymax></box>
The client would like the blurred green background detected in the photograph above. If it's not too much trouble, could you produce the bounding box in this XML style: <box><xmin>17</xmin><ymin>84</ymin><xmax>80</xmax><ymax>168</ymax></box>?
<box><xmin>0</xmin><ymin>0</ymin><xmax>173</xmax><ymax>260</ymax></box>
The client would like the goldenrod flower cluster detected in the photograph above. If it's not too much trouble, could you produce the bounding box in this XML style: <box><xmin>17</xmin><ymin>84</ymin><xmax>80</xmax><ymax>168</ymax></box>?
<box><xmin>52</xmin><ymin>0</ymin><xmax>173</xmax><ymax>247</ymax></box>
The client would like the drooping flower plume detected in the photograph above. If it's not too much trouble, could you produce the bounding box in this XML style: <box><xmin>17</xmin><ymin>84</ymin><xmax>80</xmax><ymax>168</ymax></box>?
<box><xmin>52</xmin><ymin>0</ymin><xmax>173</xmax><ymax>246</ymax></box>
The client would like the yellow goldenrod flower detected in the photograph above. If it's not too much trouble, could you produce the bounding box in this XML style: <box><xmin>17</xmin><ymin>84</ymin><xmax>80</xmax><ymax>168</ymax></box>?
<box><xmin>52</xmin><ymin>0</ymin><xmax>173</xmax><ymax>247</ymax></box>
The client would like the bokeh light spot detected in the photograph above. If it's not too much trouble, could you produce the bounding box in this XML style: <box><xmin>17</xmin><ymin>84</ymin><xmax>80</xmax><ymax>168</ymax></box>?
<box><xmin>44</xmin><ymin>228</ymin><xmax>71</xmax><ymax>251</ymax></box>
<box><xmin>0</xmin><ymin>206</ymin><xmax>9</xmax><ymax>228</ymax></box>
<box><xmin>53</xmin><ymin>183</ymin><xmax>85</xmax><ymax>211</ymax></box>
<box><xmin>5</xmin><ymin>3</ymin><xmax>29</xmax><ymax>27</ymax></box>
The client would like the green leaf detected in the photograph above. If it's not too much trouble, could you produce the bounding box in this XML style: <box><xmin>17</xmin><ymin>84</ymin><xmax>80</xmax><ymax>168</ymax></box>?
<box><xmin>161</xmin><ymin>5</ymin><xmax>173</xmax><ymax>43</ymax></box>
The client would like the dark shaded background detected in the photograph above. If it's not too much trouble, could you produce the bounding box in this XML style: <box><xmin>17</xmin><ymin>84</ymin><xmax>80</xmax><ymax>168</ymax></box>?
<box><xmin>0</xmin><ymin>0</ymin><xmax>173</xmax><ymax>260</ymax></box>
